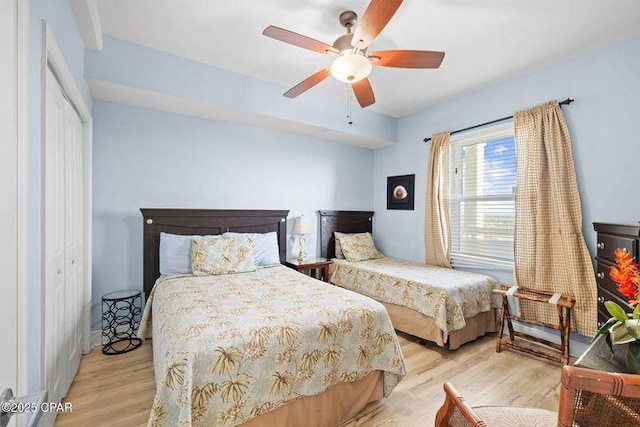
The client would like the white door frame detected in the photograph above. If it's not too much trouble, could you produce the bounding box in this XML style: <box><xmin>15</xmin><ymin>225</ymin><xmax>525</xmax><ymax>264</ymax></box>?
<box><xmin>15</xmin><ymin>0</ymin><xmax>29</xmax><ymax>402</ymax></box>
<box><xmin>41</xmin><ymin>21</ymin><xmax>93</xmax><ymax>364</ymax></box>
<box><xmin>15</xmin><ymin>0</ymin><xmax>29</xmax><ymax>396</ymax></box>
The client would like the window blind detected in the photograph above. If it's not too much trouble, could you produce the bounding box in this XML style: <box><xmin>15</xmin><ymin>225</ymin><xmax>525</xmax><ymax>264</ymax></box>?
<box><xmin>450</xmin><ymin>128</ymin><xmax>516</xmax><ymax>270</ymax></box>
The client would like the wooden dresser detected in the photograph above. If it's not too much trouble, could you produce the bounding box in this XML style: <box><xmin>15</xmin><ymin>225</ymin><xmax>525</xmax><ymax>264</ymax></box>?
<box><xmin>593</xmin><ymin>222</ymin><xmax>640</xmax><ymax>327</ymax></box>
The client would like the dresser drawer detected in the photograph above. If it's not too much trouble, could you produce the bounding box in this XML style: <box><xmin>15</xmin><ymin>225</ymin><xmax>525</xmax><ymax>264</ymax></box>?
<box><xmin>598</xmin><ymin>287</ymin><xmax>633</xmax><ymax>327</ymax></box>
<box><xmin>597</xmin><ymin>309</ymin><xmax>610</xmax><ymax>328</ymax></box>
<box><xmin>598</xmin><ymin>285</ymin><xmax>631</xmax><ymax>308</ymax></box>
<box><xmin>595</xmin><ymin>261</ymin><xmax>625</xmax><ymax>298</ymax></box>
<box><xmin>596</xmin><ymin>233</ymin><xmax>636</xmax><ymax>263</ymax></box>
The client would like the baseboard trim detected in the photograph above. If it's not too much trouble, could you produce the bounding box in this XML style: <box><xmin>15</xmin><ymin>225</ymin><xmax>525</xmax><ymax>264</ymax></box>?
<box><xmin>511</xmin><ymin>321</ymin><xmax>588</xmax><ymax>358</ymax></box>
<box><xmin>90</xmin><ymin>330</ymin><xmax>101</xmax><ymax>349</ymax></box>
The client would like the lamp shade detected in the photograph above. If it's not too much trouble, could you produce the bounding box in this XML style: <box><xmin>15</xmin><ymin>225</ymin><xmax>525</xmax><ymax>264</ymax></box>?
<box><xmin>293</xmin><ymin>216</ymin><xmax>313</xmax><ymax>235</ymax></box>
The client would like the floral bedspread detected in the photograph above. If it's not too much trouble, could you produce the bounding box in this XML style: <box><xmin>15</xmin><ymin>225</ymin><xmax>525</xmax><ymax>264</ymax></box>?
<box><xmin>330</xmin><ymin>257</ymin><xmax>501</xmax><ymax>337</ymax></box>
<box><xmin>138</xmin><ymin>265</ymin><xmax>406</xmax><ymax>427</ymax></box>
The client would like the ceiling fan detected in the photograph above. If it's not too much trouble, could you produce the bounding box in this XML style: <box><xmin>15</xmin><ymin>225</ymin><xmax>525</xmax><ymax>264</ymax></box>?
<box><xmin>262</xmin><ymin>0</ymin><xmax>445</xmax><ymax>108</ymax></box>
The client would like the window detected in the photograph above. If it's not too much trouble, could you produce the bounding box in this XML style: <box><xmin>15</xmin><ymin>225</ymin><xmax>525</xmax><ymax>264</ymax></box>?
<box><xmin>449</xmin><ymin>122</ymin><xmax>515</xmax><ymax>270</ymax></box>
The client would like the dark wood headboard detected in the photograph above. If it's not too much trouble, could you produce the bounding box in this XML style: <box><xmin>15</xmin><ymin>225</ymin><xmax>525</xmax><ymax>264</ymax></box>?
<box><xmin>318</xmin><ymin>210</ymin><xmax>374</xmax><ymax>259</ymax></box>
<box><xmin>140</xmin><ymin>209</ymin><xmax>289</xmax><ymax>298</ymax></box>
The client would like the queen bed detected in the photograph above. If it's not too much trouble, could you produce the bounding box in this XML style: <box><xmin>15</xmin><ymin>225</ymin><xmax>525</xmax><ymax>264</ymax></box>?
<box><xmin>138</xmin><ymin>209</ymin><xmax>405</xmax><ymax>427</ymax></box>
<box><xmin>319</xmin><ymin>210</ymin><xmax>501</xmax><ymax>350</ymax></box>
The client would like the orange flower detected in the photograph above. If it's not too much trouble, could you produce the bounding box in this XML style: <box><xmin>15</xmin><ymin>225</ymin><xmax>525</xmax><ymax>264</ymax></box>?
<box><xmin>610</xmin><ymin>248</ymin><xmax>640</xmax><ymax>306</ymax></box>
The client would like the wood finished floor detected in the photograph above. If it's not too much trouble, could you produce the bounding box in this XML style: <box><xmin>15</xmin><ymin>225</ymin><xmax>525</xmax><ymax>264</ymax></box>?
<box><xmin>55</xmin><ymin>333</ymin><xmax>561</xmax><ymax>427</ymax></box>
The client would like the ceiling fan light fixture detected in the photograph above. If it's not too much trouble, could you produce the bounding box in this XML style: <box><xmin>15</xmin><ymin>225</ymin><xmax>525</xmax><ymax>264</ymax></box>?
<box><xmin>330</xmin><ymin>53</ymin><xmax>372</xmax><ymax>83</ymax></box>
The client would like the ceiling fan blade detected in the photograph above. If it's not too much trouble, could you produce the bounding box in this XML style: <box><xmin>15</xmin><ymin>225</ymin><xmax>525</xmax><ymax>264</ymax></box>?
<box><xmin>263</xmin><ymin>26</ymin><xmax>337</xmax><ymax>54</ymax></box>
<box><xmin>283</xmin><ymin>68</ymin><xmax>331</xmax><ymax>98</ymax></box>
<box><xmin>352</xmin><ymin>0</ymin><xmax>404</xmax><ymax>49</ymax></box>
<box><xmin>352</xmin><ymin>78</ymin><xmax>375</xmax><ymax>108</ymax></box>
<box><xmin>370</xmin><ymin>50</ymin><xmax>445</xmax><ymax>68</ymax></box>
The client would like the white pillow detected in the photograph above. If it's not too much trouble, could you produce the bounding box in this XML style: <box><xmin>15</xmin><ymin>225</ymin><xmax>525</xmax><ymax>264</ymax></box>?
<box><xmin>223</xmin><ymin>231</ymin><xmax>280</xmax><ymax>266</ymax></box>
<box><xmin>159</xmin><ymin>232</ymin><xmax>199</xmax><ymax>275</ymax></box>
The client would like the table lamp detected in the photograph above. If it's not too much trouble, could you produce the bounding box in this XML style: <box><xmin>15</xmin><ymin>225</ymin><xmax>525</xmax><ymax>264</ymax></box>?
<box><xmin>293</xmin><ymin>216</ymin><xmax>313</xmax><ymax>261</ymax></box>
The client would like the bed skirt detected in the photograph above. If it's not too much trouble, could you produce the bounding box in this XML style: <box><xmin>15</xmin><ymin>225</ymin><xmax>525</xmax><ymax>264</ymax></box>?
<box><xmin>381</xmin><ymin>302</ymin><xmax>497</xmax><ymax>350</ymax></box>
<box><xmin>239</xmin><ymin>370</ymin><xmax>383</xmax><ymax>427</ymax></box>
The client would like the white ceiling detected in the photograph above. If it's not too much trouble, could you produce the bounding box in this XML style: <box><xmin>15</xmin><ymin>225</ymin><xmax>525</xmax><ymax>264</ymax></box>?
<box><xmin>96</xmin><ymin>0</ymin><xmax>640</xmax><ymax>118</ymax></box>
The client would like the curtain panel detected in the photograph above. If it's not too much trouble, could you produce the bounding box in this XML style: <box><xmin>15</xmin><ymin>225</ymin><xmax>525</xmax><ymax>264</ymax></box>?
<box><xmin>425</xmin><ymin>131</ymin><xmax>452</xmax><ymax>268</ymax></box>
<box><xmin>514</xmin><ymin>101</ymin><xmax>597</xmax><ymax>336</ymax></box>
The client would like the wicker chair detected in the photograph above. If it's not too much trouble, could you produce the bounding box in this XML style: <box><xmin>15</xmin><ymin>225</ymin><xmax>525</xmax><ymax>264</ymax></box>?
<box><xmin>435</xmin><ymin>365</ymin><xmax>640</xmax><ymax>426</ymax></box>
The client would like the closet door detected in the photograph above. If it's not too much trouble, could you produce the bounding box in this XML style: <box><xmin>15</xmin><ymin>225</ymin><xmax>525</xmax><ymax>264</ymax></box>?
<box><xmin>44</xmin><ymin>66</ymin><xmax>67</xmax><ymax>407</ymax></box>
<box><xmin>63</xmin><ymin>94</ymin><xmax>83</xmax><ymax>394</ymax></box>
<box><xmin>44</xmin><ymin>66</ymin><xmax>84</xmax><ymax>418</ymax></box>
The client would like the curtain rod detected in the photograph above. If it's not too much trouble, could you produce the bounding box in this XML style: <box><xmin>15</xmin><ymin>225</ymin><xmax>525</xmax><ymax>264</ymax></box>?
<box><xmin>422</xmin><ymin>98</ymin><xmax>575</xmax><ymax>143</ymax></box>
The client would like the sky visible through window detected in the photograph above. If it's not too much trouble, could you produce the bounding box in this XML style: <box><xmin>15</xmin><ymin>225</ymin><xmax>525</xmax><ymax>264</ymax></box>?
<box><xmin>462</xmin><ymin>136</ymin><xmax>516</xmax><ymax>196</ymax></box>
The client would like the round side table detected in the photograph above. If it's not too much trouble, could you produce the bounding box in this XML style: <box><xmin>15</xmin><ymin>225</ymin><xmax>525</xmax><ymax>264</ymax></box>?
<box><xmin>101</xmin><ymin>289</ymin><xmax>142</xmax><ymax>355</ymax></box>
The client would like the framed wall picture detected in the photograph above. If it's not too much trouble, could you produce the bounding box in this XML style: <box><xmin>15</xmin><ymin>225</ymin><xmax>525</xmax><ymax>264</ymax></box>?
<box><xmin>387</xmin><ymin>174</ymin><xmax>415</xmax><ymax>210</ymax></box>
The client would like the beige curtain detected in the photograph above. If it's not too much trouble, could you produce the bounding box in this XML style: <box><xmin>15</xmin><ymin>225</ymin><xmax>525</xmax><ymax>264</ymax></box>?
<box><xmin>514</xmin><ymin>101</ymin><xmax>597</xmax><ymax>336</ymax></box>
<box><xmin>425</xmin><ymin>131</ymin><xmax>451</xmax><ymax>268</ymax></box>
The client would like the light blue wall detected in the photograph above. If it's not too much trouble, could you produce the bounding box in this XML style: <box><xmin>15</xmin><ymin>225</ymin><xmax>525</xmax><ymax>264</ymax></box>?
<box><xmin>91</xmin><ymin>100</ymin><xmax>374</xmax><ymax>329</ymax></box>
<box><xmin>85</xmin><ymin>36</ymin><xmax>396</xmax><ymax>147</ymax></box>
<box><xmin>373</xmin><ymin>33</ymin><xmax>640</xmax><ymax>340</ymax></box>
<box><xmin>28</xmin><ymin>0</ymin><xmax>90</xmax><ymax>392</ymax></box>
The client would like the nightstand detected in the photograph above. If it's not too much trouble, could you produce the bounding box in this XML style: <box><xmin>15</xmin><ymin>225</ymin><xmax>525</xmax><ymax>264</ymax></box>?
<box><xmin>283</xmin><ymin>257</ymin><xmax>332</xmax><ymax>283</ymax></box>
<box><xmin>102</xmin><ymin>290</ymin><xmax>142</xmax><ymax>355</ymax></box>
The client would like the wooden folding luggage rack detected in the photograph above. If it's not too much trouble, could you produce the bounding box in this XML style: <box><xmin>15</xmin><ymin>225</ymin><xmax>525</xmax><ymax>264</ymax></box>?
<box><xmin>493</xmin><ymin>285</ymin><xmax>575</xmax><ymax>365</ymax></box>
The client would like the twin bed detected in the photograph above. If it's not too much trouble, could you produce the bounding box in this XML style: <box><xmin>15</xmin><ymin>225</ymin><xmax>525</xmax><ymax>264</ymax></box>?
<box><xmin>138</xmin><ymin>209</ymin><xmax>405</xmax><ymax>427</ymax></box>
<box><xmin>138</xmin><ymin>208</ymin><xmax>500</xmax><ymax>426</ymax></box>
<box><xmin>319</xmin><ymin>210</ymin><xmax>501</xmax><ymax>350</ymax></box>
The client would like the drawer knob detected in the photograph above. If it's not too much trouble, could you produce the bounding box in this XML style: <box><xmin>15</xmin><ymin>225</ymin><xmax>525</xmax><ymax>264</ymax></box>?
<box><xmin>597</xmin><ymin>272</ymin><xmax>605</xmax><ymax>279</ymax></box>
<box><xmin>597</xmin><ymin>242</ymin><xmax>605</xmax><ymax>249</ymax></box>
<box><xmin>597</xmin><ymin>296</ymin><xmax>605</xmax><ymax>303</ymax></box>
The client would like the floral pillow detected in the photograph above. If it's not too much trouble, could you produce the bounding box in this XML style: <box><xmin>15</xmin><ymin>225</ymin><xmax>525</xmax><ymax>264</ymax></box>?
<box><xmin>336</xmin><ymin>232</ymin><xmax>384</xmax><ymax>262</ymax></box>
<box><xmin>334</xmin><ymin>232</ymin><xmax>354</xmax><ymax>259</ymax></box>
<box><xmin>191</xmin><ymin>235</ymin><xmax>256</xmax><ymax>276</ymax></box>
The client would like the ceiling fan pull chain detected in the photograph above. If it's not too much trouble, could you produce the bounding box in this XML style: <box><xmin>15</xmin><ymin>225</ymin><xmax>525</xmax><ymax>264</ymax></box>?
<box><xmin>347</xmin><ymin>87</ymin><xmax>353</xmax><ymax>125</ymax></box>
